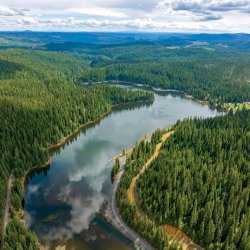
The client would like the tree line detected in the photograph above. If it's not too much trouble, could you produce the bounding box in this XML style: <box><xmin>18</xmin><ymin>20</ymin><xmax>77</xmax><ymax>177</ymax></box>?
<box><xmin>137</xmin><ymin>110</ymin><xmax>250</xmax><ymax>249</ymax></box>
<box><xmin>116</xmin><ymin>130</ymin><xmax>180</xmax><ymax>249</ymax></box>
<box><xmin>0</xmin><ymin>49</ymin><xmax>153</xmax><ymax>249</ymax></box>
<box><xmin>116</xmin><ymin>110</ymin><xmax>249</xmax><ymax>249</ymax></box>
<box><xmin>79</xmin><ymin>60</ymin><xmax>250</xmax><ymax>107</ymax></box>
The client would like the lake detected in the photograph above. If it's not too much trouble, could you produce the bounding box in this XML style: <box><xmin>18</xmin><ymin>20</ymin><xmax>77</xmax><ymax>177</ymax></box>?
<box><xmin>24</xmin><ymin>85</ymin><xmax>222</xmax><ymax>249</ymax></box>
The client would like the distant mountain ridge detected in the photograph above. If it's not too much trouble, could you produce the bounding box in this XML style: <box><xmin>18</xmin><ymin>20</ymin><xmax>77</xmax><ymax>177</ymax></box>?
<box><xmin>1</xmin><ymin>31</ymin><xmax>250</xmax><ymax>51</ymax></box>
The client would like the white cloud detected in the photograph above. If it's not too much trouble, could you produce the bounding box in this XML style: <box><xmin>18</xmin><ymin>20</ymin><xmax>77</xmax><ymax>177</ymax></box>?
<box><xmin>158</xmin><ymin>0</ymin><xmax>250</xmax><ymax>13</ymax></box>
<box><xmin>157</xmin><ymin>0</ymin><xmax>250</xmax><ymax>21</ymax></box>
<box><xmin>0</xmin><ymin>0</ymin><xmax>250</xmax><ymax>32</ymax></box>
<box><xmin>68</xmin><ymin>7</ymin><xmax>128</xmax><ymax>18</ymax></box>
<box><xmin>17</xmin><ymin>17</ymin><xmax>37</xmax><ymax>24</ymax></box>
<box><xmin>2</xmin><ymin>15</ymin><xmax>247</xmax><ymax>32</ymax></box>
<box><xmin>0</xmin><ymin>7</ymin><xmax>26</xmax><ymax>16</ymax></box>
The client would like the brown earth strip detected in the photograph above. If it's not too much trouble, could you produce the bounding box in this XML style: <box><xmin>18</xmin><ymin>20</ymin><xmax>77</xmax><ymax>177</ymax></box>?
<box><xmin>127</xmin><ymin>131</ymin><xmax>202</xmax><ymax>250</ymax></box>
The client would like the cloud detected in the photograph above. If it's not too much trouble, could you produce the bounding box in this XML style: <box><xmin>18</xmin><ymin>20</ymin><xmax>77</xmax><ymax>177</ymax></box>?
<box><xmin>196</xmin><ymin>14</ymin><xmax>223</xmax><ymax>21</ymax></box>
<box><xmin>0</xmin><ymin>0</ymin><xmax>159</xmax><ymax>18</ymax></box>
<box><xmin>0</xmin><ymin>1</ymin><xmax>250</xmax><ymax>32</ymax></box>
<box><xmin>90</xmin><ymin>0</ymin><xmax>159</xmax><ymax>12</ymax></box>
<box><xmin>24</xmin><ymin>211</ymin><xmax>35</xmax><ymax>228</ymax></box>
<box><xmin>23</xmin><ymin>136</ymin><xmax>118</xmax><ymax>242</ymax></box>
<box><xmin>158</xmin><ymin>0</ymin><xmax>250</xmax><ymax>22</ymax></box>
<box><xmin>17</xmin><ymin>17</ymin><xmax>38</xmax><ymax>24</ymax></box>
<box><xmin>161</xmin><ymin>0</ymin><xmax>250</xmax><ymax>13</ymax></box>
<box><xmin>43</xmin><ymin>185</ymin><xmax>105</xmax><ymax>241</ymax></box>
<box><xmin>0</xmin><ymin>15</ymin><xmax>244</xmax><ymax>32</ymax></box>
<box><xmin>68</xmin><ymin>7</ymin><xmax>128</xmax><ymax>18</ymax></box>
<box><xmin>0</xmin><ymin>7</ymin><xmax>28</xmax><ymax>16</ymax></box>
<box><xmin>208</xmin><ymin>1</ymin><xmax>250</xmax><ymax>12</ymax></box>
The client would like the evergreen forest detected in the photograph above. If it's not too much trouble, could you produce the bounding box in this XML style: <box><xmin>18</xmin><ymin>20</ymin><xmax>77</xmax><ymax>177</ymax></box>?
<box><xmin>116</xmin><ymin>110</ymin><xmax>250</xmax><ymax>249</ymax></box>
<box><xmin>0</xmin><ymin>32</ymin><xmax>249</xmax><ymax>249</ymax></box>
<box><xmin>0</xmin><ymin>48</ymin><xmax>153</xmax><ymax>249</ymax></box>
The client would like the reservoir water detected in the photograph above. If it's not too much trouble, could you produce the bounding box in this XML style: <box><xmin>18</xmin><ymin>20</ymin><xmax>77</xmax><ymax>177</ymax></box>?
<box><xmin>24</xmin><ymin>85</ymin><xmax>221</xmax><ymax>249</ymax></box>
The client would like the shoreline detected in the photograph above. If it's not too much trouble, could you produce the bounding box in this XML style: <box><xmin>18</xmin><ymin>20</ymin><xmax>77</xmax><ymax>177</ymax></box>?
<box><xmin>118</xmin><ymin>81</ymin><xmax>211</xmax><ymax>108</ymax></box>
<box><xmin>16</xmin><ymin>83</ymin><xmax>212</xmax><ymax>248</ymax></box>
<box><xmin>83</xmin><ymin>80</ymin><xmax>214</xmax><ymax>110</ymax></box>
<box><xmin>15</xmin><ymin>158</ymin><xmax>53</xmax><ymax>238</ymax></box>
<box><xmin>104</xmin><ymin>137</ymin><xmax>155</xmax><ymax>250</ymax></box>
<box><xmin>21</xmin><ymin>158</ymin><xmax>52</xmax><ymax>191</ymax></box>
<box><xmin>46</xmin><ymin>99</ymin><xmax>154</xmax><ymax>152</ymax></box>
<box><xmin>15</xmin><ymin>98</ymin><xmax>153</xmax><ymax>249</ymax></box>
<box><xmin>21</xmin><ymin>109</ymin><xmax>113</xmax><ymax>195</ymax></box>
<box><xmin>46</xmin><ymin>109</ymin><xmax>113</xmax><ymax>151</ymax></box>
<box><xmin>22</xmin><ymin>99</ymin><xmax>154</xmax><ymax>195</ymax></box>
<box><xmin>126</xmin><ymin>131</ymin><xmax>202</xmax><ymax>249</ymax></box>
<box><xmin>108</xmin><ymin>130</ymin><xmax>202</xmax><ymax>250</ymax></box>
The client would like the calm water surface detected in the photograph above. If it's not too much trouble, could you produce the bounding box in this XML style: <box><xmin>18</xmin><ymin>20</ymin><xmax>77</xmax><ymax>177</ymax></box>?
<box><xmin>24</xmin><ymin>86</ymin><xmax>221</xmax><ymax>249</ymax></box>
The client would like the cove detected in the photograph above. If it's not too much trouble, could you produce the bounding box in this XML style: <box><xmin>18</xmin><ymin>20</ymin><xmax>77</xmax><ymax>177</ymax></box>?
<box><xmin>24</xmin><ymin>85</ymin><xmax>222</xmax><ymax>249</ymax></box>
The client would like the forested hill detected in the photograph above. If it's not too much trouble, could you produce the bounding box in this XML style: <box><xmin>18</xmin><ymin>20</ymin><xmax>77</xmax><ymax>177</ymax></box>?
<box><xmin>0</xmin><ymin>49</ymin><xmax>153</xmax><ymax>249</ymax></box>
<box><xmin>137</xmin><ymin>110</ymin><xmax>250</xmax><ymax>249</ymax></box>
<box><xmin>1</xmin><ymin>32</ymin><xmax>250</xmax><ymax>108</ymax></box>
<box><xmin>79</xmin><ymin>60</ymin><xmax>250</xmax><ymax>107</ymax></box>
<box><xmin>0</xmin><ymin>33</ymin><xmax>250</xmax><ymax>249</ymax></box>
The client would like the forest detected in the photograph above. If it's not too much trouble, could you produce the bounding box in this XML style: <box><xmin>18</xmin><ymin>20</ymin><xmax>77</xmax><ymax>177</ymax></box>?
<box><xmin>0</xmin><ymin>32</ymin><xmax>250</xmax><ymax>249</ymax></box>
<box><xmin>79</xmin><ymin>60</ymin><xmax>250</xmax><ymax>108</ymax></box>
<box><xmin>2</xmin><ymin>32</ymin><xmax>250</xmax><ymax>110</ymax></box>
<box><xmin>116</xmin><ymin>130</ymin><xmax>173</xmax><ymax>249</ymax></box>
<box><xmin>0</xmin><ymin>48</ymin><xmax>153</xmax><ymax>249</ymax></box>
<box><xmin>74</xmin><ymin>39</ymin><xmax>250</xmax><ymax>109</ymax></box>
<box><xmin>117</xmin><ymin>110</ymin><xmax>250</xmax><ymax>249</ymax></box>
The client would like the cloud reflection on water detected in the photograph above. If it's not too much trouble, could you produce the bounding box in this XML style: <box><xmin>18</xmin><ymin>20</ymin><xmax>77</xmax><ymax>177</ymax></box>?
<box><xmin>24</xmin><ymin>91</ymin><xmax>221</xmax><ymax>247</ymax></box>
<box><xmin>25</xmin><ymin>137</ymin><xmax>119</xmax><ymax>242</ymax></box>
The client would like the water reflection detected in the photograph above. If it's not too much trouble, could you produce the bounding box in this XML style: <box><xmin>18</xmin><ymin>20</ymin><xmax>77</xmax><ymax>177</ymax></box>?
<box><xmin>24</xmin><ymin>87</ymin><xmax>221</xmax><ymax>249</ymax></box>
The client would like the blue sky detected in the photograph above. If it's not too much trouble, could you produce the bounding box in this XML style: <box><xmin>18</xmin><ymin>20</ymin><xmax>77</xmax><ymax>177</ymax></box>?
<box><xmin>0</xmin><ymin>0</ymin><xmax>250</xmax><ymax>32</ymax></box>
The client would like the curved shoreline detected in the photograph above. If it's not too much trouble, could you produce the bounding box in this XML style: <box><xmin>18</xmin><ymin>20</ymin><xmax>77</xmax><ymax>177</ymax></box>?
<box><xmin>105</xmin><ymin>149</ymin><xmax>155</xmax><ymax>250</ymax></box>
<box><xmin>18</xmin><ymin>85</ymin><xmax>214</xmax><ymax>249</ymax></box>
<box><xmin>16</xmin><ymin>98</ymin><xmax>153</xmax><ymax>249</ymax></box>
<box><xmin>82</xmin><ymin>80</ymin><xmax>184</xmax><ymax>94</ymax></box>
<box><xmin>83</xmin><ymin>80</ymin><xmax>212</xmax><ymax>109</ymax></box>
<box><xmin>46</xmin><ymin>99</ymin><xmax>154</xmax><ymax>152</ymax></box>
<box><xmin>108</xmin><ymin>129</ymin><xmax>202</xmax><ymax>250</ymax></box>
<box><xmin>22</xmin><ymin>99</ymin><xmax>154</xmax><ymax>188</ymax></box>
<box><xmin>18</xmin><ymin>108</ymin><xmax>114</xmax><ymax>249</ymax></box>
<box><xmin>21</xmin><ymin>110</ymin><xmax>112</xmax><ymax>192</ymax></box>
<box><xmin>126</xmin><ymin>131</ymin><xmax>202</xmax><ymax>250</ymax></box>
<box><xmin>125</xmin><ymin>82</ymin><xmax>210</xmax><ymax>107</ymax></box>
<box><xmin>46</xmin><ymin>109</ymin><xmax>112</xmax><ymax>151</ymax></box>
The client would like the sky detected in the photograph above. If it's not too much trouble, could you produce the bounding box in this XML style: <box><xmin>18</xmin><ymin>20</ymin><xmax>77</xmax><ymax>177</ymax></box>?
<box><xmin>0</xmin><ymin>0</ymin><xmax>250</xmax><ymax>32</ymax></box>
